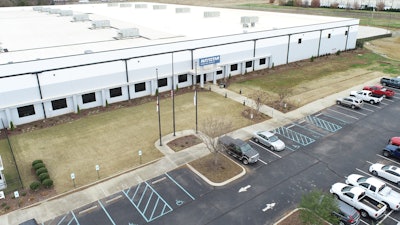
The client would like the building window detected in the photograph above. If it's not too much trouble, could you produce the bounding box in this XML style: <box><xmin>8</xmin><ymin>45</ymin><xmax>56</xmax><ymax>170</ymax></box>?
<box><xmin>82</xmin><ymin>93</ymin><xmax>96</xmax><ymax>104</ymax></box>
<box><xmin>216</xmin><ymin>70</ymin><xmax>223</xmax><ymax>75</ymax></box>
<box><xmin>135</xmin><ymin>82</ymin><xmax>146</xmax><ymax>92</ymax></box>
<box><xmin>51</xmin><ymin>98</ymin><xmax>67</xmax><ymax>110</ymax></box>
<box><xmin>158</xmin><ymin>78</ymin><xmax>167</xmax><ymax>87</ymax></box>
<box><xmin>110</xmin><ymin>87</ymin><xmax>122</xmax><ymax>98</ymax></box>
<box><xmin>17</xmin><ymin>105</ymin><xmax>35</xmax><ymax>118</ymax></box>
<box><xmin>259</xmin><ymin>58</ymin><xmax>266</xmax><ymax>65</ymax></box>
<box><xmin>178</xmin><ymin>74</ymin><xmax>187</xmax><ymax>83</ymax></box>
<box><xmin>298</xmin><ymin>38</ymin><xmax>302</xmax><ymax>44</ymax></box>
<box><xmin>245</xmin><ymin>61</ymin><xmax>252</xmax><ymax>68</ymax></box>
<box><xmin>345</xmin><ymin>30</ymin><xmax>348</xmax><ymax>36</ymax></box>
<box><xmin>328</xmin><ymin>33</ymin><xmax>331</xmax><ymax>39</ymax></box>
<box><xmin>230</xmin><ymin>64</ymin><xmax>238</xmax><ymax>71</ymax></box>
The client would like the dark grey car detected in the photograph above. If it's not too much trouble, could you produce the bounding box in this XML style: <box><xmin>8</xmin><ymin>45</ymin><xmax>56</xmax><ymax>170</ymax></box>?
<box><xmin>333</xmin><ymin>200</ymin><xmax>360</xmax><ymax>225</ymax></box>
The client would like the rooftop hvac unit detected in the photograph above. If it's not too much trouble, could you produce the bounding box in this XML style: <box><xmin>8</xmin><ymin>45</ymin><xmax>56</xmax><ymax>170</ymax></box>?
<box><xmin>175</xmin><ymin>7</ymin><xmax>190</xmax><ymax>13</ymax></box>
<box><xmin>120</xmin><ymin>3</ymin><xmax>132</xmax><ymax>7</ymax></box>
<box><xmin>41</xmin><ymin>7</ymin><xmax>51</xmax><ymax>13</ymax></box>
<box><xmin>60</xmin><ymin>10</ymin><xmax>73</xmax><ymax>16</ymax></box>
<box><xmin>153</xmin><ymin>5</ymin><xmax>167</xmax><ymax>10</ymax></box>
<box><xmin>73</xmin><ymin>14</ymin><xmax>89</xmax><ymax>22</ymax></box>
<box><xmin>50</xmin><ymin>9</ymin><xmax>61</xmax><ymax>14</ymax></box>
<box><xmin>116</xmin><ymin>28</ymin><xmax>140</xmax><ymax>39</ymax></box>
<box><xmin>107</xmin><ymin>3</ymin><xmax>118</xmax><ymax>7</ymax></box>
<box><xmin>33</xmin><ymin>6</ymin><xmax>43</xmax><ymax>11</ymax></box>
<box><xmin>91</xmin><ymin>20</ymin><xmax>111</xmax><ymax>29</ymax></box>
<box><xmin>135</xmin><ymin>4</ymin><xmax>147</xmax><ymax>8</ymax></box>
<box><xmin>204</xmin><ymin>11</ymin><xmax>220</xmax><ymax>18</ymax></box>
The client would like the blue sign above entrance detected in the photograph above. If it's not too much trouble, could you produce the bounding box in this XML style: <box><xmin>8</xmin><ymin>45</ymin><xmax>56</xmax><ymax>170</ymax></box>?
<box><xmin>199</xmin><ymin>55</ymin><xmax>220</xmax><ymax>66</ymax></box>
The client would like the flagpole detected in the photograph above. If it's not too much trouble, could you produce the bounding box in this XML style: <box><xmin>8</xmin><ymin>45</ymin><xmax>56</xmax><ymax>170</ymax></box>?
<box><xmin>172</xmin><ymin>53</ymin><xmax>176</xmax><ymax>136</ymax></box>
<box><xmin>156</xmin><ymin>68</ymin><xmax>162</xmax><ymax>146</ymax></box>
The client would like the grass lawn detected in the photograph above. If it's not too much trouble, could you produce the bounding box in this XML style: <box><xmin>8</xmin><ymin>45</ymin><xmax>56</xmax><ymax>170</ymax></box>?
<box><xmin>6</xmin><ymin>91</ymin><xmax>256</xmax><ymax>194</ymax></box>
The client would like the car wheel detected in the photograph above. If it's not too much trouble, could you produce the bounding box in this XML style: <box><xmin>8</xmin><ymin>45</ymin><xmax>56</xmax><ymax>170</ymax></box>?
<box><xmin>370</xmin><ymin>100</ymin><xmax>374</xmax><ymax>104</ymax></box>
<box><xmin>383</xmin><ymin>95</ymin><xmax>386</xmax><ymax>98</ymax></box>
<box><xmin>383</xmin><ymin>151</ymin><xmax>390</xmax><ymax>157</ymax></box>
<box><xmin>242</xmin><ymin>159</ymin><xmax>249</xmax><ymax>165</ymax></box>
<box><xmin>351</xmin><ymin>105</ymin><xmax>355</xmax><ymax>109</ymax></box>
<box><xmin>372</xmin><ymin>170</ymin><xmax>378</xmax><ymax>176</ymax></box>
<box><xmin>382</xmin><ymin>82</ymin><xmax>387</xmax><ymax>86</ymax></box>
<box><xmin>254</xmin><ymin>138</ymin><xmax>259</xmax><ymax>143</ymax></box>
<box><xmin>360</xmin><ymin>210</ymin><xmax>368</xmax><ymax>218</ymax></box>
<box><xmin>270</xmin><ymin>146</ymin><xmax>275</xmax><ymax>151</ymax></box>
<box><xmin>336</xmin><ymin>101</ymin><xmax>341</xmax><ymax>105</ymax></box>
<box><xmin>339</xmin><ymin>221</ymin><xmax>345</xmax><ymax>225</ymax></box>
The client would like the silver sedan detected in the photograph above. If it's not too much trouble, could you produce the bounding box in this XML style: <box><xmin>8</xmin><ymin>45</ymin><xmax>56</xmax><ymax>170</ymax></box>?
<box><xmin>253</xmin><ymin>131</ymin><xmax>285</xmax><ymax>151</ymax></box>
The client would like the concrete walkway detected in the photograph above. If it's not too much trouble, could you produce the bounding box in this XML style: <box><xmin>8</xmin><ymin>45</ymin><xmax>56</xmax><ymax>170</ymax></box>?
<box><xmin>0</xmin><ymin>78</ymin><xmax>382</xmax><ymax>225</ymax></box>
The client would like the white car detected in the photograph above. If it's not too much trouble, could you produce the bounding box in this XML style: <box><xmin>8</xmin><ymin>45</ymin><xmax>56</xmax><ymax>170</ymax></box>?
<box><xmin>369</xmin><ymin>163</ymin><xmax>400</xmax><ymax>186</ymax></box>
<box><xmin>345</xmin><ymin>174</ymin><xmax>400</xmax><ymax>210</ymax></box>
<box><xmin>253</xmin><ymin>131</ymin><xmax>285</xmax><ymax>151</ymax></box>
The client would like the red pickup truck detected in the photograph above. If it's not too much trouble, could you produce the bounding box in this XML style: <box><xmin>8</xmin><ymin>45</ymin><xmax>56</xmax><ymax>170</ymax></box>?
<box><xmin>389</xmin><ymin>137</ymin><xmax>400</xmax><ymax>146</ymax></box>
<box><xmin>363</xmin><ymin>85</ymin><xmax>395</xmax><ymax>98</ymax></box>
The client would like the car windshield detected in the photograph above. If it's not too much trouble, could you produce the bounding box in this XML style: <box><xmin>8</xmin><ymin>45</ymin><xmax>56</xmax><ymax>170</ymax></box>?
<box><xmin>381</xmin><ymin>88</ymin><xmax>387</xmax><ymax>91</ymax></box>
<box><xmin>269</xmin><ymin>135</ymin><xmax>279</xmax><ymax>142</ymax></box>
<box><xmin>241</xmin><ymin>143</ymin><xmax>252</xmax><ymax>153</ymax></box>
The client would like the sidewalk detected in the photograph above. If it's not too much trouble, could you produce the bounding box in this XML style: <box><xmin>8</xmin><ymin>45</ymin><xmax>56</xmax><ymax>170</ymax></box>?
<box><xmin>0</xmin><ymin>77</ymin><xmax>381</xmax><ymax>225</ymax></box>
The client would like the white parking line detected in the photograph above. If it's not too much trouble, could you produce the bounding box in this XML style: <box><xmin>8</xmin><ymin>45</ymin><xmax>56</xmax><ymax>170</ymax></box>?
<box><xmin>390</xmin><ymin>95</ymin><xmax>400</xmax><ymax>100</ymax></box>
<box><xmin>364</xmin><ymin>103</ymin><xmax>381</xmax><ymax>109</ymax></box>
<box><xmin>249</xmin><ymin>140</ymin><xmax>282</xmax><ymax>158</ymax></box>
<box><xmin>258</xmin><ymin>159</ymin><xmax>268</xmax><ymax>165</ymax></box>
<box><xmin>327</xmin><ymin>108</ymin><xmax>359</xmax><ymax>120</ymax></box>
<box><xmin>359</xmin><ymin>219</ymin><xmax>369</xmax><ymax>225</ymax></box>
<box><xmin>384</xmin><ymin>98</ymin><xmax>395</xmax><ymax>102</ymax></box>
<box><xmin>376</xmin><ymin>154</ymin><xmax>400</xmax><ymax>166</ymax></box>
<box><xmin>388</xmin><ymin>215</ymin><xmax>400</xmax><ymax>223</ymax></box>
<box><xmin>360</xmin><ymin>107</ymin><xmax>374</xmax><ymax>113</ymax></box>
<box><xmin>378</xmin><ymin>209</ymin><xmax>394</xmax><ymax>225</ymax></box>
<box><xmin>337</xmin><ymin>106</ymin><xmax>369</xmax><ymax>116</ymax></box>
<box><xmin>380</xmin><ymin>101</ymin><xmax>389</xmax><ymax>106</ymax></box>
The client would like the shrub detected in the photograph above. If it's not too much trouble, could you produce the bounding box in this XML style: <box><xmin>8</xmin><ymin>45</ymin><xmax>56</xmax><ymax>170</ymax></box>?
<box><xmin>33</xmin><ymin>162</ymin><xmax>45</xmax><ymax>170</ymax></box>
<box><xmin>1</xmin><ymin>202</ymin><xmax>6</xmax><ymax>207</ymax></box>
<box><xmin>336</xmin><ymin>50</ymin><xmax>341</xmax><ymax>56</ymax></box>
<box><xmin>38</xmin><ymin>172</ymin><xmax>50</xmax><ymax>182</ymax></box>
<box><xmin>9</xmin><ymin>121</ymin><xmax>14</xmax><ymax>131</ymax></box>
<box><xmin>21</xmin><ymin>192</ymin><xmax>27</xmax><ymax>196</ymax></box>
<box><xmin>310</xmin><ymin>56</ymin><xmax>314</xmax><ymax>62</ymax></box>
<box><xmin>30</xmin><ymin>181</ymin><xmax>41</xmax><ymax>191</ymax></box>
<box><xmin>32</xmin><ymin>159</ymin><xmax>43</xmax><ymax>167</ymax></box>
<box><xmin>36</xmin><ymin>167</ymin><xmax>48</xmax><ymax>176</ymax></box>
<box><xmin>42</xmin><ymin>179</ymin><xmax>54</xmax><ymax>188</ymax></box>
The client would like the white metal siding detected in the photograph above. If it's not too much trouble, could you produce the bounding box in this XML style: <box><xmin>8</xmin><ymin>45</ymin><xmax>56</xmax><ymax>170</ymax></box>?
<box><xmin>319</xmin><ymin>27</ymin><xmax>348</xmax><ymax>55</ymax></box>
<box><xmin>288</xmin><ymin>31</ymin><xmax>320</xmax><ymax>63</ymax></box>
<box><xmin>255</xmin><ymin>36</ymin><xmax>289</xmax><ymax>66</ymax></box>
<box><xmin>0</xmin><ymin>75</ymin><xmax>40</xmax><ymax>108</ymax></box>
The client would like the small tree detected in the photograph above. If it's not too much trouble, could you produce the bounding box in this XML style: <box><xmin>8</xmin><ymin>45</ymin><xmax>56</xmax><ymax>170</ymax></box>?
<box><xmin>274</xmin><ymin>87</ymin><xmax>293</xmax><ymax>108</ymax></box>
<box><xmin>198</xmin><ymin>117</ymin><xmax>232</xmax><ymax>165</ymax></box>
<box><xmin>249</xmin><ymin>90</ymin><xmax>270</xmax><ymax>116</ymax></box>
<box><xmin>376</xmin><ymin>1</ymin><xmax>385</xmax><ymax>11</ymax></box>
<box><xmin>299</xmin><ymin>189</ymin><xmax>340</xmax><ymax>224</ymax></box>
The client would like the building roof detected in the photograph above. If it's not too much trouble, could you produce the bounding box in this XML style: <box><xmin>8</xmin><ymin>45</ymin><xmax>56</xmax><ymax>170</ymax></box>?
<box><xmin>0</xmin><ymin>2</ymin><xmax>356</xmax><ymax>65</ymax></box>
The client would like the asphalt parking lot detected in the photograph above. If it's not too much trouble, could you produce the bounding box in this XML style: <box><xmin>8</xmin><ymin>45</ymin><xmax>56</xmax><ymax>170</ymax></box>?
<box><xmin>43</xmin><ymin>87</ymin><xmax>400</xmax><ymax>225</ymax></box>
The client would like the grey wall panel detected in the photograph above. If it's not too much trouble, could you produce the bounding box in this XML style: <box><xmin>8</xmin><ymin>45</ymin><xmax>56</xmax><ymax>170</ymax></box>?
<box><xmin>288</xmin><ymin>31</ymin><xmax>320</xmax><ymax>63</ymax></box>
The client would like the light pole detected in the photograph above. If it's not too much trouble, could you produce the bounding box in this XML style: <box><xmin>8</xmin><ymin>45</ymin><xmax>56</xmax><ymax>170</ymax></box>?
<box><xmin>156</xmin><ymin>68</ymin><xmax>162</xmax><ymax>146</ymax></box>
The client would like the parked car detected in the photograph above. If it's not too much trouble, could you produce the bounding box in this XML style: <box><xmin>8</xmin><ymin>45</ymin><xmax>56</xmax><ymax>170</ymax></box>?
<box><xmin>363</xmin><ymin>85</ymin><xmax>395</xmax><ymax>98</ymax></box>
<box><xmin>333</xmin><ymin>200</ymin><xmax>360</xmax><ymax>225</ymax></box>
<box><xmin>389</xmin><ymin>137</ymin><xmax>400</xmax><ymax>146</ymax></box>
<box><xmin>369</xmin><ymin>163</ymin><xmax>400</xmax><ymax>186</ymax></box>
<box><xmin>253</xmin><ymin>131</ymin><xmax>285</xmax><ymax>151</ymax></box>
<box><xmin>380</xmin><ymin>77</ymin><xmax>400</xmax><ymax>89</ymax></box>
<box><xmin>336</xmin><ymin>96</ymin><xmax>363</xmax><ymax>109</ymax></box>
<box><xmin>218</xmin><ymin>136</ymin><xmax>259</xmax><ymax>165</ymax></box>
<box><xmin>330</xmin><ymin>182</ymin><xmax>387</xmax><ymax>219</ymax></box>
<box><xmin>382</xmin><ymin>144</ymin><xmax>400</xmax><ymax>159</ymax></box>
<box><xmin>345</xmin><ymin>174</ymin><xmax>400</xmax><ymax>210</ymax></box>
<box><xmin>349</xmin><ymin>90</ymin><xmax>383</xmax><ymax>104</ymax></box>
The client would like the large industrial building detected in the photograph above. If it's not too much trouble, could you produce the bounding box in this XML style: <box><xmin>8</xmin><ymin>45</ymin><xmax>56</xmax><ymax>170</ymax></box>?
<box><xmin>0</xmin><ymin>2</ymin><xmax>359</xmax><ymax>128</ymax></box>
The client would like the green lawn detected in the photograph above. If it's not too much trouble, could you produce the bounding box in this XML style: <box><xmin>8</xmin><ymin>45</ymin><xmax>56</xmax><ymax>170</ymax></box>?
<box><xmin>5</xmin><ymin>91</ymin><xmax>256</xmax><ymax>194</ymax></box>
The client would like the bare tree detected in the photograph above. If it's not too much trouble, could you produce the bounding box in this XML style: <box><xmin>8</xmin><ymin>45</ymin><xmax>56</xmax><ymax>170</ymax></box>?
<box><xmin>274</xmin><ymin>87</ymin><xmax>293</xmax><ymax>108</ymax></box>
<box><xmin>376</xmin><ymin>1</ymin><xmax>385</xmax><ymax>10</ymax></box>
<box><xmin>198</xmin><ymin>117</ymin><xmax>232</xmax><ymax>165</ymax></box>
<box><xmin>249</xmin><ymin>90</ymin><xmax>270</xmax><ymax>116</ymax></box>
<box><xmin>310</xmin><ymin>0</ymin><xmax>320</xmax><ymax>7</ymax></box>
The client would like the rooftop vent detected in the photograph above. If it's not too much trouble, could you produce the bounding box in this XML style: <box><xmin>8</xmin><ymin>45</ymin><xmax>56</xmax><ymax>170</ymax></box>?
<box><xmin>204</xmin><ymin>11</ymin><xmax>220</xmax><ymax>18</ymax></box>
<box><xmin>33</xmin><ymin>6</ymin><xmax>43</xmax><ymax>11</ymax></box>
<box><xmin>120</xmin><ymin>3</ymin><xmax>132</xmax><ymax>7</ymax></box>
<box><xmin>107</xmin><ymin>3</ymin><xmax>118</xmax><ymax>7</ymax></box>
<box><xmin>73</xmin><ymin>14</ymin><xmax>89</xmax><ymax>22</ymax></box>
<box><xmin>60</xmin><ymin>10</ymin><xmax>73</xmax><ymax>16</ymax></box>
<box><xmin>153</xmin><ymin>4</ymin><xmax>167</xmax><ymax>10</ymax></box>
<box><xmin>240</xmin><ymin>16</ymin><xmax>259</xmax><ymax>27</ymax></box>
<box><xmin>84</xmin><ymin>50</ymin><xmax>93</xmax><ymax>54</ymax></box>
<box><xmin>50</xmin><ymin>9</ymin><xmax>61</xmax><ymax>14</ymax></box>
<box><xmin>91</xmin><ymin>20</ymin><xmax>111</xmax><ymax>29</ymax></box>
<box><xmin>116</xmin><ymin>28</ymin><xmax>140</xmax><ymax>39</ymax></box>
<box><xmin>175</xmin><ymin>7</ymin><xmax>190</xmax><ymax>13</ymax></box>
<box><xmin>135</xmin><ymin>4</ymin><xmax>147</xmax><ymax>8</ymax></box>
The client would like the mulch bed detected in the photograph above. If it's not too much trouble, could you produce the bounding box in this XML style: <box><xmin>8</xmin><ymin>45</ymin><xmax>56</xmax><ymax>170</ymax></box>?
<box><xmin>167</xmin><ymin>135</ymin><xmax>203</xmax><ymax>152</ymax></box>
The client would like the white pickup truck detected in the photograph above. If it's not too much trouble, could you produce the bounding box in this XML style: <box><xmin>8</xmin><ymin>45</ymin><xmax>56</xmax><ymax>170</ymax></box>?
<box><xmin>346</xmin><ymin>174</ymin><xmax>400</xmax><ymax>210</ymax></box>
<box><xmin>330</xmin><ymin>183</ymin><xmax>387</xmax><ymax>219</ymax></box>
<box><xmin>350</xmin><ymin>90</ymin><xmax>383</xmax><ymax>104</ymax></box>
